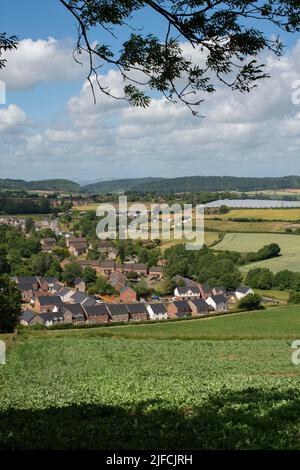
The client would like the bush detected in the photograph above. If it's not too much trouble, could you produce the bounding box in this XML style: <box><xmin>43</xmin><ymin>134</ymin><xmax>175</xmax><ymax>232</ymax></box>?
<box><xmin>288</xmin><ymin>291</ymin><xmax>300</xmax><ymax>304</ymax></box>
<box><xmin>238</xmin><ymin>293</ymin><xmax>263</xmax><ymax>311</ymax></box>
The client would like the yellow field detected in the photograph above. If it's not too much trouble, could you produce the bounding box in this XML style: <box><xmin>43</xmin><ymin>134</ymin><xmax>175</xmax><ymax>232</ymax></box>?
<box><xmin>161</xmin><ymin>231</ymin><xmax>220</xmax><ymax>251</ymax></box>
<box><xmin>204</xmin><ymin>219</ymin><xmax>286</xmax><ymax>233</ymax></box>
<box><xmin>206</xmin><ymin>208</ymin><xmax>300</xmax><ymax>221</ymax></box>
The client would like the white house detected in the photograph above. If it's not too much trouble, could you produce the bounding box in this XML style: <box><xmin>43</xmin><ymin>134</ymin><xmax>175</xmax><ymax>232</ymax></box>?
<box><xmin>146</xmin><ymin>303</ymin><xmax>168</xmax><ymax>320</ymax></box>
<box><xmin>58</xmin><ymin>287</ymin><xmax>75</xmax><ymax>303</ymax></box>
<box><xmin>206</xmin><ymin>294</ymin><xmax>229</xmax><ymax>312</ymax></box>
<box><xmin>235</xmin><ymin>286</ymin><xmax>254</xmax><ymax>300</ymax></box>
<box><xmin>174</xmin><ymin>286</ymin><xmax>201</xmax><ymax>300</ymax></box>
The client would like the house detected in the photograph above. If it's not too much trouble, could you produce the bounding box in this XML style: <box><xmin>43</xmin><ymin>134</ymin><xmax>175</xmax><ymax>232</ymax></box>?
<box><xmin>39</xmin><ymin>276</ymin><xmax>61</xmax><ymax>292</ymax></box>
<box><xmin>35</xmin><ymin>295</ymin><xmax>63</xmax><ymax>313</ymax></box>
<box><xmin>71</xmin><ymin>291</ymin><xmax>96</xmax><ymax>308</ymax></box>
<box><xmin>20</xmin><ymin>310</ymin><xmax>43</xmax><ymax>326</ymax></box>
<box><xmin>74</xmin><ymin>278</ymin><xmax>86</xmax><ymax>293</ymax></box>
<box><xmin>84</xmin><ymin>304</ymin><xmax>110</xmax><ymax>323</ymax></box>
<box><xmin>119</xmin><ymin>286</ymin><xmax>137</xmax><ymax>303</ymax></box>
<box><xmin>40</xmin><ymin>238</ymin><xmax>56</xmax><ymax>252</ymax></box>
<box><xmin>39</xmin><ymin>311</ymin><xmax>65</xmax><ymax>327</ymax></box>
<box><xmin>146</xmin><ymin>303</ymin><xmax>168</xmax><ymax>320</ymax></box>
<box><xmin>66</xmin><ymin>236</ymin><xmax>86</xmax><ymax>248</ymax></box>
<box><xmin>99</xmin><ymin>260</ymin><xmax>116</xmax><ymax>276</ymax></box>
<box><xmin>77</xmin><ymin>260</ymin><xmax>102</xmax><ymax>273</ymax></box>
<box><xmin>199</xmin><ymin>284</ymin><xmax>212</xmax><ymax>299</ymax></box>
<box><xmin>107</xmin><ymin>249</ymin><xmax>117</xmax><ymax>260</ymax></box>
<box><xmin>188</xmin><ymin>298</ymin><xmax>209</xmax><ymax>316</ymax></box>
<box><xmin>14</xmin><ymin>276</ymin><xmax>39</xmax><ymax>302</ymax></box>
<box><xmin>126</xmin><ymin>303</ymin><xmax>149</xmax><ymax>321</ymax></box>
<box><xmin>235</xmin><ymin>286</ymin><xmax>254</xmax><ymax>300</ymax></box>
<box><xmin>68</xmin><ymin>240</ymin><xmax>87</xmax><ymax>256</ymax></box>
<box><xmin>174</xmin><ymin>286</ymin><xmax>201</xmax><ymax>300</ymax></box>
<box><xmin>206</xmin><ymin>294</ymin><xmax>229</xmax><ymax>312</ymax></box>
<box><xmin>58</xmin><ymin>287</ymin><xmax>75</xmax><ymax>303</ymax></box>
<box><xmin>106</xmin><ymin>303</ymin><xmax>129</xmax><ymax>322</ymax></box>
<box><xmin>148</xmin><ymin>266</ymin><xmax>164</xmax><ymax>279</ymax></box>
<box><xmin>167</xmin><ymin>300</ymin><xmax>191</xmax><ymax>319</ymax></box>
<box><xmin>124</xmin><ymin>263</ymin><xmax>147</xmax><ymax>276</ymax></box>
<box><xmin>212</xmin><ymin>286</ymin><xmax>226</xmax><ymax>296</ymax></box>
<box><xmin>109</xmin><ymin>272</ymin><xmax>126</xmax><ymax>292</ymax></box>
<box><xmin>94</xmin><ymin>240</ymin><xmax>114</xmax><ymax>252</ymax></box>
<box><xmin>61</xmin><ymin>303</ymin><xmax>86</xmax><ymax>324</ymax></box>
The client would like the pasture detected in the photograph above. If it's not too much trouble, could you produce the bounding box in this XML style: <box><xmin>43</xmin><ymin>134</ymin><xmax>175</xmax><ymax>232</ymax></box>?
<box><xmin>1</xmin><ymin>308</ymin><xmax>300</xmax><ymax>449</ymax></box>
<box><xmin>214</xmin><ymin>232</ymin><xmax>300</xmax><ymax>273</ymax></box>
<box><xmin>204</xmin><ymin>219</ymin><xmax>286</xmax><ymax>233</ymax></box>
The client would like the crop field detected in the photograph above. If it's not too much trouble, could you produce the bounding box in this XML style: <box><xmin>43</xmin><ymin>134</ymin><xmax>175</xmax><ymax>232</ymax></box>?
<box><xmin>2</xmin><ymin>308</ymin><xmax>300</xmax><ymax>449</ymax></box>
<box><xmin>2</xmin><ymin>314</ymin><xmax>300</xmax><ymax>449</ymax></box>
<box><xmin>204</xmin><ymin>219</ymin><xmax>286</xmax><ymax>233</ymax></box>
<box><xmin>206</xmin><ymin>208</ymin><xmax>300</xmax><ymax>221</ymax></box>
<box><xmin>161</xmin><ymin>231</ymin><xmax>220</xmax><ymax>251</ymax></box>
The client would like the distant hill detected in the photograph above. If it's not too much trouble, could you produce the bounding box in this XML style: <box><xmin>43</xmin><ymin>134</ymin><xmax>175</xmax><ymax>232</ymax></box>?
<box><xmin>0</xmin><ymin>179</ymin><xmax>81</xmax><ymax>192</ymax></box>
<box><xmin>82</xmin><ymin>177</ymin><xmax>165</xmax><ymax>194</ymax></box>
<box><xmin>82</xmin><ymin>175</ymin><xmax>300</xmax><ymax>193</ymax></box>
<box><xmin>3</xmin><ymin>175</ymin><xmax>300</xmax><ymax>194</ymax></box>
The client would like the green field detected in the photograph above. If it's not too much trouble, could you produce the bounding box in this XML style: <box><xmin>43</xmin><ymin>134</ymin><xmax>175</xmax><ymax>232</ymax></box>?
<box><xmin>214</xmin><ymin>232</ymin><xmax>300</xmax><ymax>273</ymax></box>
<box><xmin>2</xmin><ymin>308</ymin><xmax>300</xmax><ymax>449</ymax></box>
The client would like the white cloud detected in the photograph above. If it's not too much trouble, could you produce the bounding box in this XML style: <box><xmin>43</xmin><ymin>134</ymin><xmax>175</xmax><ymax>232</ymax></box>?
<box><xmin>2</xmin><ymin>38</ymin><xmax>300</xmax><ymax>179</ymax></box>
<box><xmin>1</xmin><ymin>37</ymin><xmax>88</xmax><ymax>90</ymax></box>
<box><xmin>0</xmin><ymin>105</ymin><xmax>29</xmax><ymax>133</ymax></box>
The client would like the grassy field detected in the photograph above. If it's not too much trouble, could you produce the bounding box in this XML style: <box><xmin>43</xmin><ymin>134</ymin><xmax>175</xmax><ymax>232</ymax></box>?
<box><xmin>214</xmin><ymin>232</ymin><xmax>300</xmax><ymax>273</ymax></box>
<box><xmin>2</xmin><ymin>308</ymin><xmax>300</xmax><ymax>449</ymax></box>
<box><xmin>254</xmin><ymin>289</ymin><xmax>290</xmax><ymax>301</ymax></box>
<box><xmin>161</xmin><ymin>231</ymin><xmax>220</xmax><ymax>251</ymax></box>
<box><xmin>206</xmin><ymin>208</ymin><xmax>300</xmax><ymax>221</ymax></box>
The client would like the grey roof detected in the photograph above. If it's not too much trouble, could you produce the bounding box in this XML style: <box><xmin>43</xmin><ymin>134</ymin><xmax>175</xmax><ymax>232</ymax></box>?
<box><xmin>71</xmin><ymin>291</ymin><xmax>88</xmax><ymax>304</ymax></box>
<box><xmin>81</xmin><ymin>297</ymin><xmax>97</xmax><ymax>307</ymax></box>
<box><xmin>84</xmin><ymin>304</ymin><xmax>109</xmax><ymax>316</ymax></box>
<box><xmin>126</xmin><ymin>303</ymin><xmax>148</xmax><ymax>314</ymax></box>
<box><xmin>210</xmin><ymin>294</ymin><xmax>227</xmax><ymax>304</ymax></box>
<box><xmin>59</xmin><ymin>287</ymin><xmax>73</xmax><ymax>297</ymax></box>
<box><xmin>236</xmin><ymin>286</ymin><xmax>252</xmax><ymax>294</ymax></box>
<box><xmin>189</xmin><ymin>298</ymin><xmax>209</xmax><ymax>312</ymax></box>
<box><xmin>176</xmin><ymin>286</ymin><xmax>200</xmax><ymax>295</ymax></box>
<box><xmin>39</xmin><ymin>312</ymin><xmax>64</xmax><ymax>323</ymax></box>
<box><xmin>15</xmin><ymin>276</ymin><xmax>38</xmax><ymax>290</ymax></box>
<box><xmin>62</xmin><ymin>303</ymin><xmax>84</xmax><ymax>315</ymax></box>
<box><xmin>42</xmin><ymin>276</ymin><xmax>59</xmax><ymax>284</ymax></box>
<box><xmin>20</xmin><ymin>310</ymin><xmax>36</xmax><ymax>323</ymax></box>
<box><xmin>172</xmin><ymin>300</ymin><xmax>191</xmax><ymax>311</ymax></box>
<box><xmin>37</xmin><ymin>295</ymin><xmax>63</xmax><ymax>306</ymax></box>
<box><xmin>149</xmin><ymin>266</ymin><xmax>163</xmax><ymax>273</ymax></box>
<box><xmin>106</xmin><ymin>303</ymin><xmax>129</xmax><ymax>316</ymax></box>
<box><xmin>148</xmin><ymin>303</ymin><xmax>167</xmax><ymax>314</ymax></box>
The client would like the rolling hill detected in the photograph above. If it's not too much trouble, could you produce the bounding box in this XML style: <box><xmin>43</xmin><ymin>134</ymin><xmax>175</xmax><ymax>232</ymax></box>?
<box><xmin>0</xmin><ymin>179</ymin><xmax>81</xmax><ymax>192</ymax></box>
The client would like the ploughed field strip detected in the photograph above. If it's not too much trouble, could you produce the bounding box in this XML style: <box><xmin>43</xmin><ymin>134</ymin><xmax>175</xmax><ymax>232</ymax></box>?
<box><xmin>1</xmin><ymin>307</ymin><xmax>300</xmax><ymax>449</ymax></box>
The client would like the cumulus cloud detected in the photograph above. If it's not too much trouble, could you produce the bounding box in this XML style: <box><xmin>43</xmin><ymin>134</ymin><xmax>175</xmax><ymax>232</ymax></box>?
<box><xmin>2</xmin><ymin>38</ymin><xmax>300</xmax><ymax>179</ymax></box>
<box><xmin>1</xmin><ymin>37</ymin><xmax>88</xmax><ymax>90</ymax></box>
<box><xmin>0</xmin><ymin>105</ymin><xmax>29</xmax><ymax>133</ymax></box>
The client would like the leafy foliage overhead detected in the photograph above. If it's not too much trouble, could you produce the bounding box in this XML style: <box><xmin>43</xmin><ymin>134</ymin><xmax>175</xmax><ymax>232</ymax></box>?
<box><xmin>58</xmin><ymin>0</ymin><xmax>300</xmax><ymax>114</ymax></box>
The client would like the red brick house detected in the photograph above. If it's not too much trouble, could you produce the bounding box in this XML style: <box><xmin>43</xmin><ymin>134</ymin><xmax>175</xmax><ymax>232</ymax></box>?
<box><xmin>35</xmin><ymin>295</ymin><xmax>63</xmax><ymax>313</ymax></box>
<box><xmin>188</xmin><ymin>298</ymin><xmax>209</xmax><ymax>316</ymax></box>
<box><xmin>126</xmin><ymin>303</ymin><xmax>149</xmax><ymax>321</ymax></box>
<box><xmin>106</xmin><ymin>303</ymin><xmax>129</xmax><ymax>322</ymax></box>
<box><xmin>167</xmin><ymin>300</ymin><xmax>191</xmax><ymax>318</ymax></box>
<box><xmin>119</xmin><ymin>286</ymin><xmax>137</xmax><ymax>303</ymax></box>
<box><xmin>83</xmin><ymin>304</ymin><xmax>110</xmax><ymax>323</ymax></box>
<box><xmin>149</xmin><ymin>266</ymin><xmax>164</xmax><ymax>279</ymax></box>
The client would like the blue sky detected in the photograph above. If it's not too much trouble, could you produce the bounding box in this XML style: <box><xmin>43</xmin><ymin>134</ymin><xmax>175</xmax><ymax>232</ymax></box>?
<box><xmin>1</xmin><ymin>0</ymin><xmax>300</xmax><ymax>182</ymax></box>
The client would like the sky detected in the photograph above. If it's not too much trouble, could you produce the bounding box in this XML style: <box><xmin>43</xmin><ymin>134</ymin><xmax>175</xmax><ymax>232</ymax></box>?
<box><xmin>1</xmin><ymin>0</ymin><xmax>300</xmax><ymax>183</ymax></box>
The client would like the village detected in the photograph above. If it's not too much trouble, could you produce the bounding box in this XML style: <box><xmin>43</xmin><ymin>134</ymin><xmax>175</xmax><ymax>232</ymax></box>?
<box><xmin>15</xmin><ymin>234</ymin><xmax>253</xmax><ymax>327</ymax></box>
